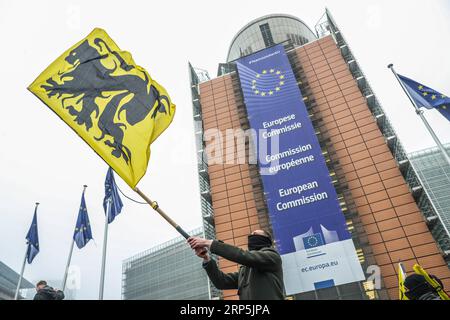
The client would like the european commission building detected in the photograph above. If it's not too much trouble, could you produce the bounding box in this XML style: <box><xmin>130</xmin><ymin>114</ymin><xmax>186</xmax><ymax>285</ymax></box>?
<box><xmin>189</xmin><ymin>10</ymin><xmax>450</xmax><ymax>300</ymax></box>
<box><xmin>122</xmin><ymin>227</ymin><xmax>210</xmax><ymax>300</ymax></box>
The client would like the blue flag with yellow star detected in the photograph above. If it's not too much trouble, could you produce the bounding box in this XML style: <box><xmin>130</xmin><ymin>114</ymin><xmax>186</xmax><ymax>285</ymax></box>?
<box><xmin>26</xmin><ymin>207</ymin><xmax>39</xmax><ymax>263</ymax></box>
<box><xmin>398</xmin><ymin>74</ymin><xmax>450</xmax><ymax>121</ymax></box>
<box><xmin>73</xmin><ymin>192</ymin><xmax>93</xmax><ymax>249</ymax></box>
<box><xmin>103</xmin><ymin>167</ymin><xmax>123</xmax><ymax>224</ymax></box>
<box><xmin>236</xmin><ymin>48</ymin><xmax>299</xmax><ymax>114</ymax></box>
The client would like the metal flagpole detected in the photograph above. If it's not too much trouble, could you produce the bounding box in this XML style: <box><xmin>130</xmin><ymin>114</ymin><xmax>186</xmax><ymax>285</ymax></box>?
<box><xmin>388</xmin><ymin>64</ymin><xmax>450</xmax><ymax>240</ymax></box>
<box><xmin>98</xmin><ymin>198</ymin><xmax>110</xmax><ymax>300</ymax></box>
<box><xmin>14</xmin><ymin>202</ymin><xmax>39</xmax><ymax>300</ymax></box>
<box><xmin>61</xmin><ymin>239</ymin><xmax>75</xmax><ymax>292</ymax></box>
<box><xmin>62</xmin><ymin>185</ymin><xmax>87</xmax><ymax>292</ymax></box>
<box><xmin>388</xmin><ymin>64</ymin><xmax>450</xmax><ymax>166</ymax></box>
<box><xmin>14</xmin><ymin>247</ymin><xmax>28</xmax><ymax>300</ymax></box>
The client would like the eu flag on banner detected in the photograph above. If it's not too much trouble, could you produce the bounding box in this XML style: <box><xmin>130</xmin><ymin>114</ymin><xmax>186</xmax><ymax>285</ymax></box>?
<box><xmin>398</xmin><ymin>74</ymin><xmax>450</xmax><ymax>121</ymax></box>
<box><xmin>73</xmin><ymin>192</ymin><xmax>93</xmax><ymax>249</ymax></box>
<box><xmin>303</xmin><ymin>233</ymin><xmax>325</xmax><ymax>249</ymax></box>
<box><xmin>103</xmin><ymin>167</ymin><xmax>123</xmax><ymax>223</ymax></box>
<box><xmin>26</xmin><ymin>207</ymin><xmax>39</xmax><ymax>263</ymax></box>
<box><xmin>236</xmin><ymin>58</ymin><xmax>299</xmax><ymax>114</ymax></box>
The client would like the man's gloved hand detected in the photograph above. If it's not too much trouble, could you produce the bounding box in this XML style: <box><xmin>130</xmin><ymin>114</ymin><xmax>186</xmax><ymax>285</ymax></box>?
<box><xmin>188</xmin><ymin>237</ymin><xmax>213</xmax><ymax>262</ymax></box>
<box><xmin>187</xmin><ymin>236</ymin><xmax>213</xmax><ymax>250</ymax></box>
<box><xmin>195</xmin><ymin>247</ymin><xmax>210</xmax><ymax>262</ymax></box>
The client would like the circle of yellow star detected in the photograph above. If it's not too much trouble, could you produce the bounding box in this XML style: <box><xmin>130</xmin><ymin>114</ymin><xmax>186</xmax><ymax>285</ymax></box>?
<box><xmin>252</xmin><ymin>69</ymin><xmax>284</xmax><ymax>96</ymax></box>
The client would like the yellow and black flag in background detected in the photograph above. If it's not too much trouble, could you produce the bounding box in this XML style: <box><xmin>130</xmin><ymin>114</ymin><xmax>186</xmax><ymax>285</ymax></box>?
<box><xmin>398</xmin><ymin>262</ymin><xmax>408</xmax><ymax>300</ymax></box>
<box><xmin>29</xmin><ymin>28</ymin><xmax>176</xmax><ymax>188</ymax></box>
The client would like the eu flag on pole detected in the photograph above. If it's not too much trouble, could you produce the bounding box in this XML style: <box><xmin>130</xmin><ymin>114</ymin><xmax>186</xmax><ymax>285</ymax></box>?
<box><xmin>73</xmin><ymin>193</ymin><xmax>93</xmax><ymax>249</ymax></box>
<box><xmin>398</xmin><ymin>74</ymin><xmax>450</xmax><ymax>121</ymax></box>
<box><xmin>26</xmin><ymin>207</ymin><xmax>39</xmax><ymax>263</ymax></box>
<box><xmin>103</xmin><ymin>167</ymin><xmax>123</xmax><ymax>223</ymax></box>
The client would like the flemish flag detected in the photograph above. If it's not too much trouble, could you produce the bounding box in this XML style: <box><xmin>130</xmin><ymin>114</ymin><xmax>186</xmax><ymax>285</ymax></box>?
<box><xmin>398</xmin><ymin>262</ymin><xmax>408</xmax><ymax>300</ymax></box>
<box><xmin>28</xmin><ymin>28</ymin><xmax>176</xmax><ymax>188</ymax></box>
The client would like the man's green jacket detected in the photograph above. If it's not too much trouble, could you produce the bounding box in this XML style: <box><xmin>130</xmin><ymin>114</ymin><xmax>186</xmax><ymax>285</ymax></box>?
<box><xmin>203</xmin><ymin>240</ymin><xmax>285</xmax><ymax>300</ymax></box>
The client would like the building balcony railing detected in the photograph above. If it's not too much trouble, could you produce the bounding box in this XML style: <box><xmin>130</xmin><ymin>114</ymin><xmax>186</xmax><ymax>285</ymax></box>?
<box><xmin>201</xmin><ymin>189</ymin><xmax>211</xmax><ymax>202</ymax></box>
<box><xmin>198</xmin><ymin>161</ymin><xmax>209</xmax><ymax>179</ymax></box>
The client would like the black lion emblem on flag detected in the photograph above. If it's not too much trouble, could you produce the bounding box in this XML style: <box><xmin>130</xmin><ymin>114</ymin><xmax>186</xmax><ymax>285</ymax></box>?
<box><xmin>40</xmin><ymin>38</ymin><xmax>171</xmax><ymax>164</ymax></box>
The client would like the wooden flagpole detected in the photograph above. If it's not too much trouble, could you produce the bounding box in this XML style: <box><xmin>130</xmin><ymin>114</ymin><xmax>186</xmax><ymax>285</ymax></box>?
<box><xmin>133</xmin><ymin>187</ymin><xmax>190</xmax><ymax>239</ymax></box>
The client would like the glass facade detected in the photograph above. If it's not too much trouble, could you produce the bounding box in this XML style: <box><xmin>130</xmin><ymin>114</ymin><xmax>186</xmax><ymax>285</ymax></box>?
<box><xmin>121</xmin><ymin>227</ymin><xmax>210</xmax><ymax>300</ymax></box>
<box><xmin>0</xmin><ymin>261</ymin><xmax>34</xmax><ymax>300</ymax></box>
<box><xmin>409</xmin><ymin>145</ymin><xmax>450</xmax><ymax>257</ymax></box>
<box><xmin>226</xmin><ymin>14</ymin><xmax>317</xmax><ymax>62</ymax></box>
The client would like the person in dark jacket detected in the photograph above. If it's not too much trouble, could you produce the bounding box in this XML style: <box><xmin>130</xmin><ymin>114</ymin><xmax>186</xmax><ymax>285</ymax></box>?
<box><xmin>33</xmin><ymin>280</ymin><xmax>65</xmax><ymax>300</ymax></box>
<box><xmin>187</xmin><ymin>229</ymin><xmax>285</xmax><ymax>300</ymax></box>
<box><xmin>404</xmin><ymin>273</ymin><xmax>445</xmax><ymax>300</ymax></box>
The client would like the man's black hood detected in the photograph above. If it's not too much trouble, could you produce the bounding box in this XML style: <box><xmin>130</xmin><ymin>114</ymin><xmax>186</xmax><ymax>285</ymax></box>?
<box><xmin>248</xmin><ymin>234</ymin><xmax>272</xmax><ymax>251</ymax></box>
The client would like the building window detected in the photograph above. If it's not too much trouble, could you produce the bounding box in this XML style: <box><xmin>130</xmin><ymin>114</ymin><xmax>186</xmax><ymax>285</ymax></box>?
<box><xmin>259</xmin><ymin>23</ymin><xmax>275</xmax><ymax>47</ymax></box>
<box><xmin>287</xmin><ymin>33</ymin><xmax>309</xmax><ymax>46</ymax></box>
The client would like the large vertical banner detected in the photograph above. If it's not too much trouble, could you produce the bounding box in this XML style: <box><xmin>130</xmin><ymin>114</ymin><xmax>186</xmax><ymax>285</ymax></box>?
<box><xmin>236</xmin><ymin>45</ymin><xmax>365</xmax><ymax>294</ymax></box>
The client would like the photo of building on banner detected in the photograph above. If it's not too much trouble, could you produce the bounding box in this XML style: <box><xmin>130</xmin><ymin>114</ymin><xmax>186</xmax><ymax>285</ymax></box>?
<box><xmin>236</xmin><ymin>44</ymin><xmax>365</xmax><ymax>294</ymax></box>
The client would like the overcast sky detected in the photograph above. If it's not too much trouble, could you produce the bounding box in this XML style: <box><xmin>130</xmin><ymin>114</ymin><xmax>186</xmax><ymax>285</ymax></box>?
<box><xmin>0</xmin><ymin>0</ymin><xmax>449</xmax><ymax>300</ymax></box>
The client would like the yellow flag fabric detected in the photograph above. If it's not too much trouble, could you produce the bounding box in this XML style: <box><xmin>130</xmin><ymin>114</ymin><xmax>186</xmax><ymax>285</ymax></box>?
<box><xmin>28</xmin><ymin>28</ymin><xmax>175</xmax><ymax>188</ymax></box>
<box><xmin>413</xmin><ymin>264</ymin><xmax>449</xmax><ymax>300</ymax></box>
<box><xmin>398</xmin><ymin>262</ymin><xmax>409</xmax><ymax>300</ymax></box>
